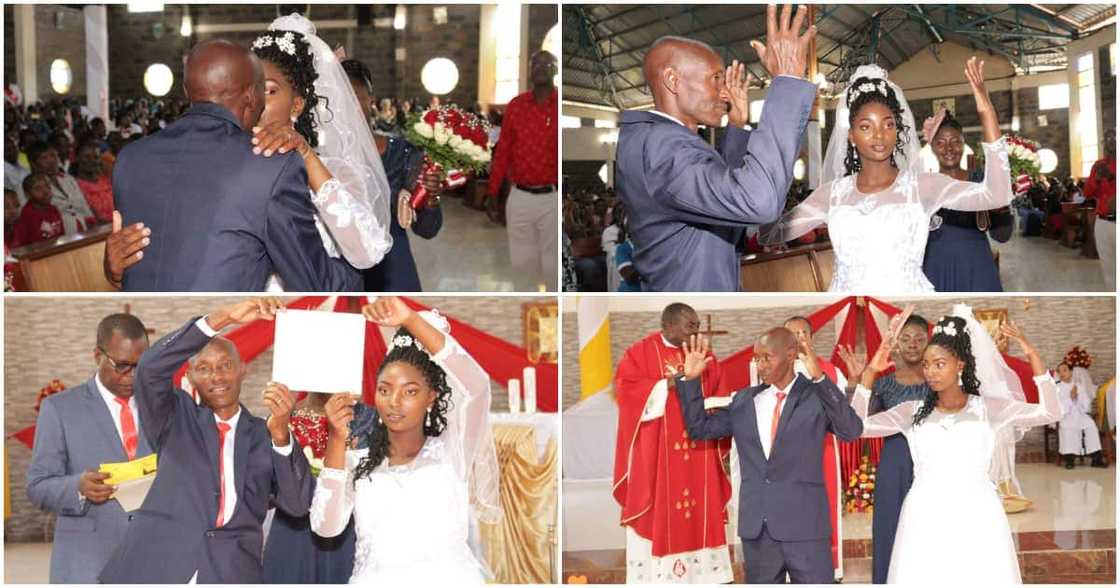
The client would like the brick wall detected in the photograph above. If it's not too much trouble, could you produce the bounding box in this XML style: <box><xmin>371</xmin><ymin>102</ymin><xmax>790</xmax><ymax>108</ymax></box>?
<box><xmin>1099</xmin><ymin>43</ymin><xmax>1116</xmax><ymax>133</ymax></box>
<box><xmin>528</xmin><ymin>4</ymin><xmax>558</xmax><ymax>57</ymax></box>
<box><xmin>561</xmin><ymin>296</ymin><xmax>1116</xmax><ymax>410</ymax></box>
<box><xmin>4</xmin><ymin>295</ymin><xmax>553</xmax><ymax>542</ymax></box>
<box><xmin>392</xmin><ymin>4</ymin><xmax>480</xmax><ymax>108</ymax></box>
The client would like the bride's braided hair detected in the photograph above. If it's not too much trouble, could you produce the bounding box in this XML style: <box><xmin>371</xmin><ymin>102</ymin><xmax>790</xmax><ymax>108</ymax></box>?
<box><xmin>353</xmin><ymin>326</ymin><xmax>454</xmax><ymax>483</ymax></box>
<box><xmin>251</xmin><ymin>30</ymin><xmax>326</xmax><ymax>148</ymax></box>
<box><xmin>843</xmin><ymin>76</ymin><xmax>912</xmax><ymax>176</ymax></box>
<box><xmin>912</xmin><ymin>316</ymin><xmax>981</xmax><ymax>426</ymax></box>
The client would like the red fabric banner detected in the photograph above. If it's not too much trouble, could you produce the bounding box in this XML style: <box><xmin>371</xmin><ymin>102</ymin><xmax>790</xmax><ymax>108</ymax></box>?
<box><xmin>400</xmin><ymin>297</ymin><xmax>558</xmax><ymax>412</ymax></box>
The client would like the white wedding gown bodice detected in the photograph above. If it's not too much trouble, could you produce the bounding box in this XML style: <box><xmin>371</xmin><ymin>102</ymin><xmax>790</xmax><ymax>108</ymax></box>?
<box><xmin>852</xmin><ymin>374</ymin><xmax>1061</xmax><ymax>584</ymax></box>
<box><xmin>760</xmin><ymin>137</ymin><xmax>1012</xmax><ymax>293</ymax></box>
<box><xmin>309</xmin><ymin>334</ymin><xmax>497</xmax><ymax>584</ymax></box>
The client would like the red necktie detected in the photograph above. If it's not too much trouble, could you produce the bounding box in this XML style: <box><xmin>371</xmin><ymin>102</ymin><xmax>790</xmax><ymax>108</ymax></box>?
<box><xmin>215</xmin><ymin>422</ymin><xmax>231</xmax><ymax>527</ymax></box>
<box><xmin>114</xmin><ymin>397</ymin><xmax>137</xmax><ymax>461</ymax></box>
<box><xmin>770</xmin><ymin>391</ymin><xmax>788</xmax><ymax>446</ymax></box>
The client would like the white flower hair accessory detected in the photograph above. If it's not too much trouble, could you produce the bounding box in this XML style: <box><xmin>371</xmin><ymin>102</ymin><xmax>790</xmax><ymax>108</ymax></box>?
<box><xmin>932</xmin><ymin>319</ymin><xmax>959</xmax><ymax>338</ymax></box>
<box><xmin>252</xmin><ymin>32</ymin><xmax>297</xmax><ymax>56</ymax></box>
<box><xmin>390</xmin><ymin>334</ymin><xmax>417</xmax><ymax>351</ymax></box>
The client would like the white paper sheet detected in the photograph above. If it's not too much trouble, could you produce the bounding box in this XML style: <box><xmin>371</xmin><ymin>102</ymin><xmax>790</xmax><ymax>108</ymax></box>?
<box><xmin>113</xmin><ymin>473</ymin><xmax>155</xmax><ymax>512</ymax></box>
<box><xmin>271</xmin><ymin>309</ymin><xmax>366</xmax><ymax>394</ymax></box>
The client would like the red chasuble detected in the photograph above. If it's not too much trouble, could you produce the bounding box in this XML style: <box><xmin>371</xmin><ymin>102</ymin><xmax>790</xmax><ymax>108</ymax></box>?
<box><xmin>613</xmin><ymin>332</ymin><xmax>731</xmax><ymax>558</ymax></box>
<box><xmin>817</xmin><ymin>359</ymin><xmax>843</xmax><ymax>573</ymax></box>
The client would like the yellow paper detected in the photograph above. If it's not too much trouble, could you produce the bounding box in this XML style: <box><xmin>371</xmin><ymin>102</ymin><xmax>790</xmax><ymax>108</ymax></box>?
<box><xmin>100</xmin><ymin>453</ymin><xmax>158</xmax><ymax>485</ymax></box>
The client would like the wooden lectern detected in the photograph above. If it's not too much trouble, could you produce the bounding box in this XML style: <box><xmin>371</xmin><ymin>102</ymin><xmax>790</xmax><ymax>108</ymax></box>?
<box><xmin>10</xmin><ymin>224</ymin><xmax>116</xmax><ymax>291</ymax></box>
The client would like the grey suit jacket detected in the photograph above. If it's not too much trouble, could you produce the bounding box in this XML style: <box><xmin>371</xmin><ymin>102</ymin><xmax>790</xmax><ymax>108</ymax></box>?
<box><xmin>615</xmin><ymin>76</ymin><xmax>818</xmax><ymax>291</ymax></box>
<box><xmin>26</xmin><ymin>378</ymin><xmax>155</xmax><ymax>583</ymax></box>
<box><xmin>676</xmin><ymin>373</ymin><xmax>862</xmax><ymax>542</ymax></box>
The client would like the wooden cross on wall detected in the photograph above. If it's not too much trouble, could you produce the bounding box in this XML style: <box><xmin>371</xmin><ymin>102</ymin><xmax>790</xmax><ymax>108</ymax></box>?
<box><xmin>698</xmin><ymin>314</ymin><xmax>728</xmax><ymax>339</ymax></box>
<box><xmin>123</xmin><ymin>304</ymin><xmax>157</xmax><ymax>337</ymax></box>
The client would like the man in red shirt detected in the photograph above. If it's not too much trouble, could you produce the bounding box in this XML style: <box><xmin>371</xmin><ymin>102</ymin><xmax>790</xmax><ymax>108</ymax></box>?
<box><xmin>1086</xmin><ymin>128</ymin><xmax>1116</xmax><ymax>290</ymax></box>
<box><xmin>488</xmin><ymin>50</ymin><xmax>558</xmax><ymax>291</ymax></box>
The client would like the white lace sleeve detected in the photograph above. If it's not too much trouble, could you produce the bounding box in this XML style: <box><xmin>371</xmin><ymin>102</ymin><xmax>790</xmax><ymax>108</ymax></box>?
<box><xmin>429</xmin><ymin>333</ymin><xmax>502</xmax><ymax>523</ymax></box>
<box><xmin>310</xmin><ymin>178</ymin><xmax>389</xmax><ymax>269</ymax></box>
<box><xmin>309</xmin><ymin>448</ymin><xmax>363</xmax><ymax>538</ymax></box>
<box><xmin>758</xmin><ymin>181</ymin><xmax>832</xmax><ymax>245</ymax></box>
<box><xmin>918</xmin><ymin>136</ymin><xmax>1013</xmax><ymax>214</ymax></box>
<box><xmin>852</xmin><ymin>384</ymin><xmax>918</xmax><ymax>438</ymax></box>
<box><xmin>985</xmin><ymin>374</ymin><xmax>1062</xmax><ymax>431</ymax></box>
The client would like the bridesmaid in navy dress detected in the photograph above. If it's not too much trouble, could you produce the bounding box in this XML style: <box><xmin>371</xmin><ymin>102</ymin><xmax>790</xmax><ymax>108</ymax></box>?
<box><xmin>922</xmin><ymin>110</ymin><xmax>1012</xmax><ymax>291</ymax></box>
<box><xmin>844</xmin><ymin>315</ymin><xmax>930</xmax><ymax>584</ymax></box>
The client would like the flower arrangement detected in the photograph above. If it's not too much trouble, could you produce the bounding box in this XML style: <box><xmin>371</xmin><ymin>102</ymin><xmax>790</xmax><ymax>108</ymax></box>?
<box><xmin>36</xmin><ymin>379</ymin><xmax>66</xmax><ymax>413</ymax></box>
<box><xmin>844</xmin><ymin>454</ymin><xmax>877</xmax><ymax>513</ymax></box>
<box><xmin>404</xmin><ymin>105</ymin><xmax>492</xmax><ymax>208</ymax></box>
<box><xmin>1063</xmin><ymin>346</ymin><xmax>1092</xmax><ymax>369</ymax></box>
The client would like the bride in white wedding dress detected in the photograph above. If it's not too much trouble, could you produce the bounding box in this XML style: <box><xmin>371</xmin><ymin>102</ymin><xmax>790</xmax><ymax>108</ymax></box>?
<box><xmin>852</xmin><ymin>306</ymin><xmax>1060</xmax><ymax>583</ymax></box>
<box><xmin>310</xmin><ymin>297</ymin><xmax>501</xmax><ymax>584</ymax></box>
<box><xmin>760</xmin><ymin>58</ymin><xmax>1012</xmax><ymax>293</ymax></box>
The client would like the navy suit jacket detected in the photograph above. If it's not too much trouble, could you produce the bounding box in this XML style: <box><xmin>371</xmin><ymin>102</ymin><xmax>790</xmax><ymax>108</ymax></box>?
<box><xmin>113</xmin><ymin>102</ymin><xmax>359</xmax><ymax>291</ymax></box>
<box><xmin>99</xmin><ymin>318</ymin><xmax>313</xmax><ymax>584</ymax></box>
<box><xmin>676</xmin><ymin>373</ymin><xmax>862</xmax><ymax>542</ymax></box>
<box><xmin>615</xmin><ymin>76</ymin><xmax>817</xmax><ymax>291</ymax></box>
<box><xmin>26</xmin><ymin>378</ymin><xmax>155</xmax><ymax>583</ymax></box>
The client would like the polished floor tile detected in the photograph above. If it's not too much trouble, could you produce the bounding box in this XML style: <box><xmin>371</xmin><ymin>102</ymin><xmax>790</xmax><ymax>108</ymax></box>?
<box><xmin>992</xmin><ymin>233</ymin><xmax>1109</xmax><ymax>292</ymax></box>
<box><xmin>411</xmin><ymin>196</ymin><xmax>553</xmax><ymax>293</ymax></box>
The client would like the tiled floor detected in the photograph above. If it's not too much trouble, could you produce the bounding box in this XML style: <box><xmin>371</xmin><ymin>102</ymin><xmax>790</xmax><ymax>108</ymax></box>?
<box><xmin>411</xmin><ymin>196</ymin><xmax>553</xmax><ymax>293</ymax></box>
<box><xmin>562</xmin><ymin>463</ymin><xmax>1116</xmax><ymax>584</ymax></box>
<box><xmin>992</xmin><ymin>232</ymin><xmax>1109</xmax><ymax>292</ymax></box>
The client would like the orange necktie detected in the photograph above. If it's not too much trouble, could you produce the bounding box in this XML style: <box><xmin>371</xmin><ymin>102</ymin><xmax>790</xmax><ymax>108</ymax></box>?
<box><xmin>215</xmin><ymin>422</ymin><xmax>231</xmax><ymax>527</ymax></box>
<box><xmin>770</xmin><ymin>391</ymin><xmax>788</xmax><ymax>446</ymax></box>
<box><xmin>114</xmin><ymin>397</ymin><xmax>137</xmax><ymax>461</ymax></box>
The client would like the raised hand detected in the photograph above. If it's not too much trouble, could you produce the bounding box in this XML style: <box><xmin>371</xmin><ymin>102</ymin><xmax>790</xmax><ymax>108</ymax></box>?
<box><xmin>964</xmin><ymin>56</ymin><xmax>1000</xmax><ymax>142</ymax></box>
<box><xmin>680</xmin><ymin>334</ymin><xmax>714</xmax><ymax>380</ymax></box>
<box><xmin>749</xmin><ymin>4</ymin><xmax>816</xmax><ymax>80</ymax></box>
<box><xmin>362</xmin><ymin>296</ymin><xmax>415</xmax><ymax>327</ymax></box>
<box><xmin>964</xmin><ymin>56</ymin><xmax>992</xmax><ymax>114</ymax></box>
<box><xmin>324</xmin><ymin>392</ymin><xmax>359</xmax><ymax>436</ymax></box>
<box><xmin>79</xmin><ymin>469</ymin><xmax>115</xmax><ymax>504</ymax></box>
<box><xmin>796</xmin><ymin>330</ymin><xmax>823</xmax><ymax>380</ymax></box>
<box><xmin>252</xmin><ymin>121</ymin><xmax>312</xmax><ymax>158</ymax></box>
<box><xmin>999</xmin><ymin>320</ymin><xmax>1047</xmax><ymax>376</ymax></box>
<box><xmin>867</xmin><ymin>336</ymin><xmax>896</xmax><ymax>376</ymax></box>
<box><xmin>837</xmin><ymin>344</ymin><xmax>867</xmax><ymax>379</ymax></box>
<box><xmin>886</xmin><ymin>304</ymin><xmax>916</xmax><ymax>342</ymax></box>
<box><xmin>724</xmin><ymin>59</ymin><xmax>750</xmax><ymax>128</ymax></box>
<box><xmin>103</xmin><ymin>211</ymin><xmax>150</xmax><ymax>288</ymax></box>
<box><xmin>263</xmin><ymin>381</ymin><xmax>296</xmax><ymax>445</ymax></box>
<box><xmin>207</xmin><ymin>298</ymin><xmax>284</xmax><ymax>331</ymax></box>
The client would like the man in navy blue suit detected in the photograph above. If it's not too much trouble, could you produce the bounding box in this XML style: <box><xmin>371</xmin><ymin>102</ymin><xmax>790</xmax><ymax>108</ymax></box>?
<box><xmin>675</xmin><ymin>327</ymin><xmax>863</xmax><ymax>583</ymax></box>
<box><xmin>615</xmin><ymin>5</ymin><xmax>819</xmax><ymax>291</ymax></box>
<box><xmin>99</xmin><ymin>298</ymin><xmax>313</xmax><ymax>583</ymax></box>
<box><xmin>112</xmin><ymin>40</ymin><xmax>358</xmax><ymax>291</ymax></box>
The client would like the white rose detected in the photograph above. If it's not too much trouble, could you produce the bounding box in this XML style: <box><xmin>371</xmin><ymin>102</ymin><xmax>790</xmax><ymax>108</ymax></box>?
<box><xmin>413</xmin><ymin>121</ymin><xmax>433</xmax><ymax>139</ymax></box>
<box><xmin>435</xmin><ymin>129</ymin><xmax>450</xmax><ymax>145</ymax></box>
<box><xmin>448</xmin><ymin>134</ymin><xmax>463</xmax><ymax>148</ymax></box>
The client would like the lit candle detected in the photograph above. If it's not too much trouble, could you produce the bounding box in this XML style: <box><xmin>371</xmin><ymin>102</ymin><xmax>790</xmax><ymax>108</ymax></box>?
<box><xmin>508</xmin><ymin>379</ymin><xmax>521</xmax><ymax>413</ymax></box>
<box><xmin>523</xmin><ymin>367</ymin><xmax>537</xmax><ymax>414</ymax></box>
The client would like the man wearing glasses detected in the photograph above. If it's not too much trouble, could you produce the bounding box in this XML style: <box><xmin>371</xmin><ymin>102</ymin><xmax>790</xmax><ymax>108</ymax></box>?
<box><xmin>26</xmin><ymin>313</ymin><xmax>152</xmax><ymax>583</ymax></box>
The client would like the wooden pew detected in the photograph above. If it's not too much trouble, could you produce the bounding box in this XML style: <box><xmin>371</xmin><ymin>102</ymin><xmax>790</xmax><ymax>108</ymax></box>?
<box><xmin>10</xmin><ymin>224</ymin><xmax>116</xmax><ymax>291</ymax></box>
<box><xmin>740</xmin><ymin>242</ymin><xmax>834</xmax><ymax>292</ymax></box>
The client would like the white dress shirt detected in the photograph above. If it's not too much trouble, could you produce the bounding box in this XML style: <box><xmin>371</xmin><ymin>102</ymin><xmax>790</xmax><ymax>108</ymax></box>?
<box><xmin>754</xmin><ymin>376</ymin><xmax>797</xmax><ymax>459</ymax></box>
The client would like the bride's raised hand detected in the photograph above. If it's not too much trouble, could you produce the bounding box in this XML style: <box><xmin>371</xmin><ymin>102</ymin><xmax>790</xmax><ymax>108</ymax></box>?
<box><xmin>252</xmin><ymin>121</ymin><xmax>312</xmax><ymax>158</ymax></box>
<box><xmin>361</xmin><ymin>296</ymin><xmax>415</xmax><ymax>327</ymax></box>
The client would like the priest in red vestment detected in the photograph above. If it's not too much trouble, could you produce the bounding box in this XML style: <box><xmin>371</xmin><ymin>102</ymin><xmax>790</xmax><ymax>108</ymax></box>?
<box><xmin>613</xmin><ymin>303</ymin><xmax>733</xmax><ymax>583</ymax></box>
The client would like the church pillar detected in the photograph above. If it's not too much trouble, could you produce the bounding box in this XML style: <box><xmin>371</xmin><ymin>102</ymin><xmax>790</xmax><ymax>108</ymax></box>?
<box><xmin>83</xmin><ymin>5</ymin><xmax>109</xmax><ymax>122</ymax></box>
<box><xmin>14</xmin><ymin>5</ymin><xmax>37</xmax><ymax>104</ymax></box>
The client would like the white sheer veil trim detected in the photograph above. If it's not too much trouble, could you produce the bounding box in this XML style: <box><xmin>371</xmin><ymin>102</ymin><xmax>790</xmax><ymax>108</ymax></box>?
<box><xmin>821</xmin><ymin>64</ymin><xmax>923</xmax><ymax>185</ymax></box>
<box><xmin>268</xmin><ymin>13</ymin><xmax>392</xmax><ymax>263</ymax></box>
<box><xmin>947</xmin><ymin>303</ymin><xmax>1028</xmax><ymax>495</ymax></box>
<box><xmin>414</xmin><ymin>309</ymin><xmax>503</xmax><ymax>526</ymax></box>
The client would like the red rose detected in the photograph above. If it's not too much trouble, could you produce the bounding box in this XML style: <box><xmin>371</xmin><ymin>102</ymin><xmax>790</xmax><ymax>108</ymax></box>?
<box><xmin>423</xmin><ymin>110</ymin><xmax>438</xmax><ymax>125</ymax></box>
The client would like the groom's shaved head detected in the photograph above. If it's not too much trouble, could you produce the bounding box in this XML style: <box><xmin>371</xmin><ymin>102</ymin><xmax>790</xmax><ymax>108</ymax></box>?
<box><xmin>184</xmin><ymin>40</ymin><xmax>265</xmax><ymax>129</ymax></box>
<box><xmin>643</xmin><ymin>36</ymin><xmax>727</xmax><ymax>130</ymax></box>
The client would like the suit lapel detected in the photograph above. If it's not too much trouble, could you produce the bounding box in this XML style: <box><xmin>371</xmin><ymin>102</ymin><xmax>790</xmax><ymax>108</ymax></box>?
<box><xmin>85</xmin><ymin>379</ymin><xmax>128</xmax><ymax>462</ymax></box>
<box><xmin>197</xmin><ymin>407</ymin><xmax>221</xmax><ymax>500</ymax></box>
<box><xmin>232</xmin><ymin>407</ymin><xmax>252</xmax><ymax>514</ymax></box>
<box><xmin>740</xmin><ymin>387</ymin><xmax>767</xmax><ymax>463</ymax></box>
<box><xmin>772</xmin><ymin>375</ymin><xmax>809</xmax><ymax>452</ymax></box>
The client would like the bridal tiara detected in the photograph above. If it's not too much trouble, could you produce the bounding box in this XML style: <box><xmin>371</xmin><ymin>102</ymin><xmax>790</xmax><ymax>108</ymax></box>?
<box><xmin>252</xmin><ymin>31</ymin><xmax>300</xmax><ymax>56</ymax></box>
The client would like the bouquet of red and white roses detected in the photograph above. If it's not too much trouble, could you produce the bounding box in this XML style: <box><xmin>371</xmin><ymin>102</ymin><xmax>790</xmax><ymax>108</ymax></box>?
<box><xmin>405</xmin><ymin>105</ymin><xmax>492</xmax><ymax>208</ymax></box>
